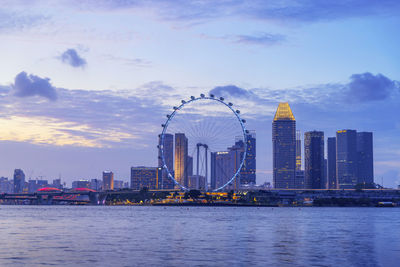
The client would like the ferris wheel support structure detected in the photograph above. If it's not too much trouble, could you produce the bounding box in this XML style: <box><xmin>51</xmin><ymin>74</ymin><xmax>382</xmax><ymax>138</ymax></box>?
<box><xmin>159</xmin><ymin>94</ymin><xmax>248</xmax><ymax>192</ymax></box>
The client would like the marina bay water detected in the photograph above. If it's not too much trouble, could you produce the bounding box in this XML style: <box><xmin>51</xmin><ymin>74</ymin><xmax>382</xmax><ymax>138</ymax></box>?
<box><xmin>1</xmin><ymin>206</ymin><xmax>399</xmax><ymax>266</ymax></box>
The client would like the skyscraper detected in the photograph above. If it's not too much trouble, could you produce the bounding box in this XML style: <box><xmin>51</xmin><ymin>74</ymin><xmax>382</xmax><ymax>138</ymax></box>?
<box><xmin>327</xmin><ymin>137</ymin><xmax>337</xmax><ymax>189</ymax></box>
<box><xmin>211</xmin><ymin>151</ymin><xmax>231</xmax><ymax>190</ymax></box>
<box><xmin>240</xmin><ymin>131</ymin><xmax>256</xmax><ymax>185</ymax></box>
<box><xmin>102</xmin><ymin>171</ymin><xmax>114</xmax><ymax>190</ymax></box>
<box><xmin>357</xmin><ymin>132</ymin><xmax>374</xmax><ymax>185</ymax></box>
<box><xmin>13</xmin><ymin>169</ymin><xmax>25</xmax><ymax>193</ymax></box>
<box><xmin>296</xmin><ymin>130</ymin><xmax>302</xmax><ymax>171</ymax></box>
<box><xmin>272</xmin><ymin>102</ymin><xmax>296</xmax><ymax>189</ymax></box>
<box><xmin>174</xmin><ymin>133</ymin><xmax>188</xmax><ymax>187</ymax></box>
<box><xmin>336</xmin><ymin>130</ymin><xmax>358</xmax><ymax>189</ymax></box>
<box><xmin>304</xmin><ymin>131</ymin><xmax>325</xmax><ymax>189</ymax></box>
<box><xmin>158</xmin><ymin>133</ymin><xmax>174</xmax><ymax>189</ymax></box>
<box><xmin>324</xmin><ymin>159</ymin><xmax>328</xmax><ymax>189</ymax></box>
<box><xmin>228</xmin><ymin>141</ymin><xmax>244</xmax><ymax>190</ymax></box>
<box><xmin>187</xmin><ymin>156</ymin><xmax>193</xmax><ymax>177</ymax></box>
<box><xmin>210</xmin><ymin>139</ymin><xmax>245</xmax><ymax>191</ymax></box>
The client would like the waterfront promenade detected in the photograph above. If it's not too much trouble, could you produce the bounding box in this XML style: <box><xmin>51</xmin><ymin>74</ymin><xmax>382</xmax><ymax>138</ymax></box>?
<box><xmin>2</xmin><ymin>189</ymin><xmax>399</xmax><ymax>207</ymax></box>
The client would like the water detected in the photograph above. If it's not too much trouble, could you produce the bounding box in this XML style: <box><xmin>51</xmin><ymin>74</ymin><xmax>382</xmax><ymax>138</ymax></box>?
<box><xmin>0</xmin><ymin>206</ymin><xmax>399</xmax><ymax>266</ymax></box>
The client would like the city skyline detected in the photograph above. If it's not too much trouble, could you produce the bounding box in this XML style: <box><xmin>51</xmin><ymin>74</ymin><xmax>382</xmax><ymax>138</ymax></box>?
<box><xmin>0</xmin><ymin>1</ymin><xmax>399</xmax><ymax>188</ymax></box>
<box><xmin>0</xmin><ymin>100</ymin><xmax>385</xmax><ymax>190</ymax></box>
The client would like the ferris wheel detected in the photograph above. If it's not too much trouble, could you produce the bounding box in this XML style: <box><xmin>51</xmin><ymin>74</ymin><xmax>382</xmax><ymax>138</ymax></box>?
<box><xmin>159</xmin><ymin>93</ymin><xmax>248</xmax><ymax>191</ymax></box>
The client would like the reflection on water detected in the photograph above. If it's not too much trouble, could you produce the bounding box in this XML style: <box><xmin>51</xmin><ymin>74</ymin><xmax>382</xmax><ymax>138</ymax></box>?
<box><xmin>0</xmin><ymin>206</ymin><xmax>399</xmax><ymax>266</ymax></box>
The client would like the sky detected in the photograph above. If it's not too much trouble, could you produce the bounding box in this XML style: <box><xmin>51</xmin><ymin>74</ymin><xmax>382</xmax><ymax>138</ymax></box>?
<box><xmin>0</xmin><ymin>0</ymin><xmax>399</xmax><ymax>187</ymax></box>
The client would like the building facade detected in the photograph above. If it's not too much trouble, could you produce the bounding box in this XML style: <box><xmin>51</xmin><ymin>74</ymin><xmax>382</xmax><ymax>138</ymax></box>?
<box><xmin>130</xmin><ymin>167</ymin><xmax>162</xmax><ymax>190</ymax></box>
<box><xmin>272</xmin><ymin>103</ymin><xmax>296</xmax><ymax>189</ymax></box>
<box><xmin>13</xmin><ymin>169</ymin><xmax>25</xmax><ymax>193</ymax></box>
<box><xmin>72</xmin><ymin>180</ymin><xmax>90</xmax><ymax>189</ymax></box>
<box><xmin>304</xmin><ymin>131</ymin><xmax>325</xmax><ymax>189</ymax></box>
<box><xmin>158</xmin><ymin>133</ymin><xmax>174</xmax><ymax>189</ymax></box>
<box><xmin>327</xmin><ymin>137</ymin><xmax>337</xmax><ymax>189</ymax></box>
<box><xmin>0</xmin><ymin>177</ymin><xmax>13</xmax><ymax>193</ymax></box>
<box><xmin>188</xmin><ymin>175</ymin><xmax>206</xmax><ymax>190</ymax></box>
<box><xmin>90</xmin><ymin>179</ymin><xmax>102</xmax><ymax>191</ymax></box>
<box><xmin>295</xmin><ymin>170</ymin><xmax>305</xmax><ymax>189</ymax></box>
<box><xmin>296</xmin><ymin>130</ymin><xmax>302</xmax><ymax>171</ymax></box>
<box><xmin>102</xmin><ymin>171</ymin><xmax>114</xmax><ymax>190</ymax></box>
<box><xmin>114</xmin><ymin>180</ymin><xmax>124</xmax><ymax>189</ymax></box>
<box><xmin>240</xmin><ymin>131</ymin><xmax>256</xmax><ymax>185</ymax></box>
<box><xmin>174</xmin><ymin>133</ymin><xmax>188</xmax><ymax>187</ymax></box>
<box><xmin>336</xmin><ymin>130</ymin><xmax>358</xmax><ymax>189</ymax></box>
<box><xmin>357</xmin><ymin>132</ymin><xmax>374</xmax><ymax>185</ymax></box>
<box><xmin>211</xmin><ymin>151</ymin><xmax>231</xmax><ymax>190</ymax></box>
<box><xmin>227</xmin><ymin>141</ymin><xmax>244</xmax><ymax>190</ymax></box>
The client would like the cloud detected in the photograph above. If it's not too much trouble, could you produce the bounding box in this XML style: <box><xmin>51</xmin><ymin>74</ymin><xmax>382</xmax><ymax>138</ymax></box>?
<box><xmin>67</xmin><ymin>0</ymin><xmax>400</xmax><ymax>24</ymax></box>
<box><xmin>210</xmin><ymin>85</ymin><xmax>254</xmax><ymax>98</ymax></box>
<box><xmin>235</xmin><ymin>33</ymin><xmax>286</xmax><ymax>46</ymax></box>
<box><xmin>60</xmin><ymin>49</ymin><xmax>87</xmax><ymax>68</ymax></box>
<box><xmin>2</xmin><ymin>71</ymin><xmax>400</xmax><ymax>188</ymax></box>
<box><xmin>12</xmin><ymin>72</ymin><xmax>57</xmax><ymax>101</ymax></box>
<box><xmin>241</xmin><ymin>0</ymin><xmax>400</xmax><ymax>23</ymax></box>
<box><xmin>207</xmin><ymin>72</ymin><xmax>400</xmax><ymax>119</ymax></box>
<box><xmin>0</xmin><ymin>9</ymin><xmax>48</xmax><ymax>32</ymax></box>
<box><xmin>346</xmin><ymin>72</ymin><xmax>399</xmax><ymax>102</ymax></box>
<box><xmin>0</xmin><ymin>79</ymin><xmax>180</xmax><ymax>148</ymax></box>
<box><xmin>201</xmin><ymin>32</ymin><xmax>286</xmax><ymax>47</ymax></box>
<box><xmin>103</xmin><ymin>54</ymin><xmax>151</xmax><ymax>67</ymax></box>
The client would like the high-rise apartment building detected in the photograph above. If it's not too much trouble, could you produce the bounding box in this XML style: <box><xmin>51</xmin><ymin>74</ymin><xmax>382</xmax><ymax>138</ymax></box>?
<box><xmin>357</xmin><ymin>132</ymin><xmax>374</xmax><ymax>185</ymax></box>
<box><xmin>131</xmin><ymin>166</ymin><xmax>162</xmax><ymax>190</ymax></box>
<box><xmin>240</xmin><ymin>131</ymin><xmax>256</xmax><ymax>185</ymax></box>
<box><xmin>296</xmin><ymin>130</ymin><xmax>302</xmax><ymax>171</ymax></box>
<box><xmin>102</xmin><ymin>171</ymin><xmax>114</xmax><ymax>190</ymax></box>
<box><xmin>13</xmin><ymin>169</ymin><xmax>25</xmax><ymax>193</ymax></box>
<box><xmin>304</xmin><ymin>131</ymin><xmax>325</xmax><ymax>189</ymax></box>
<box><xmin>272</xmin><ymin>103</ymin><xmax>296</xmax><ymax>189</ymax></box>
<box><xmin>174</xmin><ymin>133</ymin><xmax>188</xmax><ymax>187</ymax></box>
<box><xmin>336</xmin><ymin>130</ymin><xmax>358</xmax><ymax>189</ymax></box>
<box><xmin>327</xmin><ymin>137</ymin><xmax>337</xmax><ymax>189</ymax></box>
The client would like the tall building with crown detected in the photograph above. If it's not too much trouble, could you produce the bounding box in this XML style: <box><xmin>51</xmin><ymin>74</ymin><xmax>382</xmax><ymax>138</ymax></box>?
<box><xmin>272</xmin><ymin>103</ymin><xmax>296</xmax><ymax>189</ymax></box>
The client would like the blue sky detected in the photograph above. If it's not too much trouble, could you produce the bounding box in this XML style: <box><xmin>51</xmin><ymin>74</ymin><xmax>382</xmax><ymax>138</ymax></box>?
<box><xmin>0</xmin><ymin>0</ymin><xmax>399</xmax><ymax>187</ymax></box>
